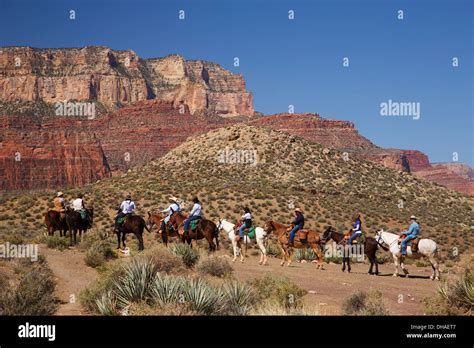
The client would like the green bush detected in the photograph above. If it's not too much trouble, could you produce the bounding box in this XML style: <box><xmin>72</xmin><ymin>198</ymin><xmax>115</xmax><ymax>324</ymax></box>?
<box><xmin>197</xmin><ymin>256</ymin><xmax>233</xmax><ymax>278</ymax></box>
<box><xmin>294</xmin><ymin>248</ymin><xmax>316</xmax><ymax>262</ymax></box>
<box><xmin>250</xmin><ymin>274</ymin><xmax>307</xmax><ymax>309</ymax></box>
<box><xmin>84</xmin><ymin>240</ymin><xmax>116</xmax><ymax>268</ymax></box>
<box><xmin>170</xmin><ymin>244</ymin><xmax>200</xmax><ymax>267</ymax></box>
<box><xmin>342</xmin><ymin>290</ymin><xmax>388</xmax><ymax>315</ymax></box>
<box><xmin>40</xmin><ymin>234</ymin><xmax>70</xmax><ymax>251</ymax></box>
<box><xmin>220</xmin><ymin>281</ymin><xmax>256</xmax><ymax>315</ymax></box>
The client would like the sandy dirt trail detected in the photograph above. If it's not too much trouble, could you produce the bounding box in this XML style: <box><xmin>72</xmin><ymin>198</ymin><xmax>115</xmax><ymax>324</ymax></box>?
<box><xmin>40</xmin><ymin>244</ymin><xmax>98</xmax><ymax>315</ymax></box>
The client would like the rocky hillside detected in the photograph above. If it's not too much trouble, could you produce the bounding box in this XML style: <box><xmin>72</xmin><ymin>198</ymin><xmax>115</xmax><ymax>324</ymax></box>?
<box><xmin>0</xmin><ymin>46</ymin><xmax>253</xmax><ymax>117</ymax></box>
<box><xmin>249</xmin><ymin>113</ymin><xmax>473</xmax><ymax>195</ymax></box>
<box><xmin>2</xmin><ymin>124</ymin><xmax>472</xmax><ymax>256</ymax></box>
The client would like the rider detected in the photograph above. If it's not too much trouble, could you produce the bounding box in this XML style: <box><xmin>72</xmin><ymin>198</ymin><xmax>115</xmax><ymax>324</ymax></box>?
<box><xmin>347</xmin><ymin>214</ymin><xmax>363</xmax><ymax>245</ymax></box>
<box><xmin>161</xmin><ymin>197</ymin><xmax>181</xmax><ymax>234</ymax></box>
<box><xmin>183</xmin><ymin>197</ymin><xmax>202</xmax><ymax>237</ymax></box>
<box><xmin>53</xmin><ymin>192</ymin><xmax>66</xmax><ymax>220</ymax></box>
<box><xmin>238</xmin><ymin>207</ymin><xmax>252</xmax><ymax>241</ymax></box>
<box><xmin>115</xmin><ymin>194</ymin><xmax>136</xmax><ymax>231</ymax></box>
<box><xmin>288</xmin><ymin>208</ymin><xmax>304</xmax><ymax>247</ymax></box>
<box><xmin>71</xmin><ymin>193</ymin><xmax>91</xmax><ymax>228</ymax></box>
<box><xmin>400</xmin><ymin>215</ymin><xmax>420</xmax><ymax>256</ymax></box>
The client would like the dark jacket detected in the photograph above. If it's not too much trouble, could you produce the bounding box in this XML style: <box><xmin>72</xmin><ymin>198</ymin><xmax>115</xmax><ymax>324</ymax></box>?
<box><xmin>292</xmin><ymin>214</ymin><xmax>305</xmax><ymax>228</ymax></box>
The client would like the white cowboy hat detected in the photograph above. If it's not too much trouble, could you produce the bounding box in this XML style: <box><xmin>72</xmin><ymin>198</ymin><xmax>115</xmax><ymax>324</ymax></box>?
<box><xmin>169</xmin><ymin>196</ymin><xmax>179</xmax><ymax>202</ymax></box>
<box><xmin>410</xmin><ymin>215</ymin><xmax>417</xmax><ymax>220</ymax></box>
<box><xmin>57</xmin><ymin>192</ymin><xmax>64</xmax><ymax>197</ymax></box>
<box><xmin>294</xmin><ymin>208</ymin><xmax>303</xmax><ymax>213</ymax></box>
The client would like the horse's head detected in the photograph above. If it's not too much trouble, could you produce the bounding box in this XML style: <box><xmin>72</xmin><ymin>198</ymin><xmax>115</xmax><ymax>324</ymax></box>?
<box><xmin>321</xmin><ymin>226</ymin><xmax>334</xmax><ymax>243</ymax></box>
<box><xmin>87</xmin><ymin>207</ymin><xmax>94</xmax><ymax>224</ymax></box>
<box><xmin>264</xmin><ymin>220</ymin><xmax>275</xmax><ymax>234</ymax></box>
<box><xmin>147</xmin><ymin>211</ymin><xmax>159</xmax><ymax>229</ymax></box>
<box><xmin>375</xmin><ymin>229</ymin><xmax>384</xmax><ymax>244</ymax></box>
<box><xmin>216</xmin><ymin>219</ymin><xmax>223</xmax><ymax>231</ymax></box>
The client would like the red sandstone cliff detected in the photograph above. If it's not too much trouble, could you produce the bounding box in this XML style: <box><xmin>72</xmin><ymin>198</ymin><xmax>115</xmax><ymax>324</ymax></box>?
<box><xmin>0</xmin><ymin>46</ymin><xmax>253</xmax><ymax>117</ymax></box>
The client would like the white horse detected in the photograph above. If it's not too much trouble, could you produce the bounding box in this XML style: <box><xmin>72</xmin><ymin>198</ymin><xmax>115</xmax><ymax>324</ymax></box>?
<box><xmin>375</xmin><ymin>229</ymin><xmax>440</xmax><ymax>280</ymax></box>
<box><xmin>216</xmin><ymin>219</ymin><xmax>268</xmax><ymax>265</ymax></box>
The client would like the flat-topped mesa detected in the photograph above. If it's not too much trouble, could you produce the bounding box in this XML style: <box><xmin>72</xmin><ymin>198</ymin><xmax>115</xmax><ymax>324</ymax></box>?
<box><xmin>0</xmin><ymin>46</ymin><xmax>254</xmax><ymax>117</ymax></box>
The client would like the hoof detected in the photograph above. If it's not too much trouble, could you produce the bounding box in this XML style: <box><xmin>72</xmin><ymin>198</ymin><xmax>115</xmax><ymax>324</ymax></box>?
<box><xmin>435</xmin><ymin>277</ymin><xmax>440</xmax><ymax>281</ymax></box>
<box><xmin>392</xmin><ymin>273</ymin><xmax>398</xmax><ymax>277</ymax></box>
<box><xmin>240</xmin><ymin>259</ymin><xmax>244</xmax><ymax>263</ymax></box>
<box><xmin>232</xmin><ymin>258</ymin><xmax>236</xmax><ymax>263</ymax></box>
<box><xmin>280</xmin><ymin>262</ymin><xmax>284</xmax><ymax>267</ymax></box>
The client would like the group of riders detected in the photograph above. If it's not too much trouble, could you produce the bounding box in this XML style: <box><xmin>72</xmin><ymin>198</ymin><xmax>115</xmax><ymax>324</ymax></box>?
<box><xmin>50</xmin><ymin>192</ymin><xmax>421</xmax><ymax>256</ymax></box>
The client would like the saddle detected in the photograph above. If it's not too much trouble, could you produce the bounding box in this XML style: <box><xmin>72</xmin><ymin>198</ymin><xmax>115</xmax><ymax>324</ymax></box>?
<box><xmin>399</xmin><ymin>236</ymin><xmax>420</xmax><ymax>253</ymax></box>
<box><xmin>234</xmin><ymin>223</ymin><xmax>255</xmax><ymax>241</ymax></box>
<box><xmin>286</xmin><ymin>229</ymin><xmax>309</xmax><ymax>244</ymax></box>
<box><xmin>343</xmin><ymin>229</ymin><xmax>364</xmax><ymax>244</ymax></box>
<box><xmin>178</xmin><ymin>217</ymin><xmax>202</xmax><ymax>236</ymax></box>
<box><xmin>117</xmin><ymin>213</ymin><xmax>131</xmax><ymax>226</ymax></box>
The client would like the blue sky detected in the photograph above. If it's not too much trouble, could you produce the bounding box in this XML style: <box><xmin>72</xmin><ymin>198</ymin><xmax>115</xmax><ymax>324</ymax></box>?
<box><xmin>1</xmin><ymin>0</ymin><xmax>472</xmax><ymax>165</ymax></box>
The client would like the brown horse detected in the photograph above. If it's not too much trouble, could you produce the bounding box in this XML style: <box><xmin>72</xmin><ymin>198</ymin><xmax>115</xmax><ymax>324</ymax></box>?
<box><xmin>115</xmin><ymin>214</ymin><xmax>150</xmax><ymax>251</ymax></box>
<box><xmin>321</xmin><ymin>226</ymin><xmax>387</xmax><ymax>274</ymax></box>
<box><xmin>169</xmin><ymin>212</ymin><xmax>219</xmax><ymax>252</ymax></box>
<box><xmin>263</xmin><ymin>220</ymin><xmax>324</xmax><ymax>269</ymax></box>
<box><xmin>44</xmin><ymin>210</ymin><xmax>68</xmax><ymax>237</ymax></box>
<box><xmin>147</xmin><ymin>211</ymin><xmax>181</xmax><ymax>246</ymax></box>
<box><xmin>65</xmin><ymin>208</ymin><xmax>94</xmax><ymax>246</ymax></box>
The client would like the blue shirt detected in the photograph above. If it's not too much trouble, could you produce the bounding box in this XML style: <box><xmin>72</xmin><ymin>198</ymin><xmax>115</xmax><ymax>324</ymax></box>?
<box><xmin>404</xmin><ymin>222</ymin><xmax>420</xmax><ymax>236</ymax></box>
<box><xmin>352</xmin><ymin>218</ymin><xmax>362</xmax><ymax>233</ymax></box>
<box><xmin>292</xmin><ymin>214</ymin><xmax>305</xmax><ymax>228</ymax></box>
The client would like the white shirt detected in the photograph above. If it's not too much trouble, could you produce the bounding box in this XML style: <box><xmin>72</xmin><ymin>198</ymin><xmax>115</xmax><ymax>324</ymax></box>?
<box><xmin>190</xmin><ymin>203</ymin><xmax>202</xmax><ymax>217</ymax></box>
<box><xmin>162</xmin><ymin>203</ymin><xmax>181</xmax><ymax>216</ymax></box>
<box><xmin>120</xmin><ymin>200</ymin><xmax>136</xmax><ymax>214</ymax></box>
<box><xmin>72</xmin><ymin>198</ymin><xmax>84</xmax><ymax>211</ymax></box>
<box><xmin>242</xmin><ymin>212</ymin><xmax>252</xmax><ymax>220</ymax></box>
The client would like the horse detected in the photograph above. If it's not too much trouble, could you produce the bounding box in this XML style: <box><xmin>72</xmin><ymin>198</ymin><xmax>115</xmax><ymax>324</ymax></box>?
<box><xmin>321</xmin><ymin>226</ymin><xmax>388</xmax><ymax>275</ymax></box>
<box><xmin>169</xmin><ymin>212</ymin><xmax>219</xmax><ymax>252</ymax></box>
<box><xmin>147</xmin><ymin>211</ymin><xmax>181</xmax><ymax>246</ymax></box>
<box><xmin>263</xmin><ymin>220</ymin><xmax>324</xmax><ymax>269</ymax></box>
<box><xmin>44</xmin><ymin>210</ymin><xmax>68</xmax><ymax>237</ymax></box>
<box><xmin>65</xmin><ymin>208</ymin><xmax>94</xmax><ymax>246</ymax></box>
<box><xmin>375</xmin><ymin>229</ymin><xmax>440</xmax><ymax>280</ymax></box>
<box><xmin>115</xmin><ymin>214</ymin><xmax>150</xmax><ymax>251</ymax></box>
<box><xmin>216</xmin><ymin>219</ymin><xmax>268</xmax><ymax>264</ymax></box>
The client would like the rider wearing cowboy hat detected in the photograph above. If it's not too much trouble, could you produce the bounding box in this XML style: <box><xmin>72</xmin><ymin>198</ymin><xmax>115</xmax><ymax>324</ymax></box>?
<box><xmin>115</xmin><ymin>194</ymin><xmax>136</xmax><ymax>231</ymax></box>
<box><xmin>53</xmin><ymin>192</ymin><xmax>66</xmax><ymax>220</ymax></box>
<box><xmin>288</xmin><ymin>208</ymin><xmax>305</xmax><ymax>247</ymax></box>
<box><xmin>400</xmin><ymin>215</ymin><xmax>420</xmax><ymax>256</ymax></box>
<box><xmin>160</xmin><ymin>196</ymin><xmax>182</xmax><ymax>234</ymax></box>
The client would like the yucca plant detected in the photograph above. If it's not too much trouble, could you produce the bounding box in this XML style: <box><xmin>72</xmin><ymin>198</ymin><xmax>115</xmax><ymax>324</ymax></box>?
<box><xmin>95</xmin><ymin>291</ymin><xmax>119</xmax><ymax>316</ymax></box>
<box><xmin>150</xmin><ymin>274</ymin><xmax>184</xmax><ymax>306</ymax></box>
<box><xmin>182</xmin><ymin>278</ymin><xmax>221</xmax><ymax>315</ymax></box>
<box><xmin>220</xmin><ymin>281</ymin><xmax>255</xmax><ymax>315</ymax></box>
<box><xmin>170</xmin><ymin>244</ymin><xmax>200</xmax><ymax>267</ymax></box>
<box><xmin>438</xmin><ymin>271</ymin><xmax>474</xmax><ymax>314</ymax></box>
<box><xmin>112</xmin><ymin>257</ymin><xmax>159</xmax><ymax>308</ymax></box>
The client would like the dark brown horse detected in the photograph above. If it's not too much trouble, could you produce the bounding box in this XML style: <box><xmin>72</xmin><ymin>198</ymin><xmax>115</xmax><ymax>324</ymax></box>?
<box><xmin>169</xmin><ymin>212</ymin><xmax>219</xmax><ymax>252</ymax></box>
<box><xmin>147</xmin><ymin>211</ymin><xmax>181</xmax><ymax>246</ymax></box>
<box><xmin>321</xmin><ymin>226</ymin><xmax>388</xmax><ymax>275</ymax></box>
<box><xmin>44</xmin><ymin>210</ymin><xmax>68</xmax><ymax>237</ymax></box>
<box><xmin>263</xmin><ymin>220</ymin><xmax>325</xmax><ymax>269</ymax></box>
<box><xmin>115</xmin><ymin>214</ymin><xmax>150</xmax><ymax>251</ymax></box>
<box><xmin>65</xmin><ymin>208</ymin><xmax>94</xmax><ymax>246</ymax></box>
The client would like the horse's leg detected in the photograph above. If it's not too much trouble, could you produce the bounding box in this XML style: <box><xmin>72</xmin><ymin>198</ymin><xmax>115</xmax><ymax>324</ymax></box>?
<box><xmin>122</xmin><ymin>232</ymin><xmax>127</xmax><ymax>248</ymax></box>
<box><xmin>279</xmin><ymin>243</ymin><xmax>286</xmax><ymax>266</ymax></box>
<box><xmin>136</xmin><ymin>232</ymin><xmax>144</xmax><ymax>251</ymax></box>
<box><xmin>237</xmin><ymin>240</ymin><xmax>244</xmax><ymax>263</ymax></box>
<box><xmin>231</xmin><ymin>238</ymin><xmax>237</xmax><ymax>262</ymax></box>
<box><xmin>287</xmin><ymin>247</ymin><xmax>293</xmax><ymax>266</ymax></box>
<box><xmin>116</xmin><ymin>232</ymin><xmax>121</xmax><ymax>249</ymax></box>
<box><xmin>257</xmin><ymin>238</ymin><xmax>265</xmax><ymax>265</ymax></box>
<box><xmin>393</xmin><ymin>255</ymin><xmax>400</xmax><ymax>277</ymax></box>
<box><xmin>69</xmin><ymin>227</ymin><xmax>73</xmax><ymax>246</ymax></box>
<box><xmin>429</xmin><ymin>255</ymin><xmax>440</xmax><ymax>281</ymax></box>
<box><xmin>311</xmin><ymin>243</ymin><xmax>324</xmax><ymax>270</ymax></box>
<box><xmin>347</xmin><ymin>256</ymin><xmax>351</xmax><ymax>273</ymax></box>
<box><xmin>401</xmin><ymin>257</ymin><xmax>409</xmax><ymax>276</ymax></box>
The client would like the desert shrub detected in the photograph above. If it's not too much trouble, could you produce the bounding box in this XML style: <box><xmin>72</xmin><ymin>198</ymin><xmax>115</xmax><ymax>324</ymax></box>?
<box><xmin>220</xmin><ymin>281</ymin><xmax>256</xmax><ymax>315</ymax></box>
<box><xmin>342</xmin><ymin>290</ymin><xmax>388</xmax><ymax>315</ymax></box>
<box><xmin>84</xmin><ymin>240</ymin><xmax>116</xmax><ymax>268</ymax></box>
<box><xmin>181</xmin><ymin>278</ymin><xmax>222</xmax><ymax>315</ymax></box>
<box><xmin>170</xmin><ymin>244</ymin><xmax>199</xmax><ymax>267</ymax></box>
<box><xmin>265</xmin><ymin>239</ymin><xmax>282</xmax><ymax>257</ymax></box>
<box><xmin>250</xmin><ymin>274</ymin><xmax>307</xmax><ymax>309</ymax></box>
<box><xmin>197</xmin><ymin>256</ymin><xmax>233</xmax><ymax>277</ymax></box>
<box><xmin>424</xmin><ymin>268</ymin><xmax>473</xmax><ymax>315</ymax></box>
<box><xmin>150</xmin><ymin>273</ymin><xmax>184</xmax><ymax>306</ymax></box>
<box><xmin>40</xmin><ymin>234</ymin><xmax>70</xmax><ymax>251</ymax></box>
<box><xmin>0</xmin><ymin>263</ymin><xmax>58</xmax><ymax>315</ymax></box>
<box><xmin>294</xmin><ymin>248</ymin><xmax>316</xmax><ymax>262</ymax></box>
